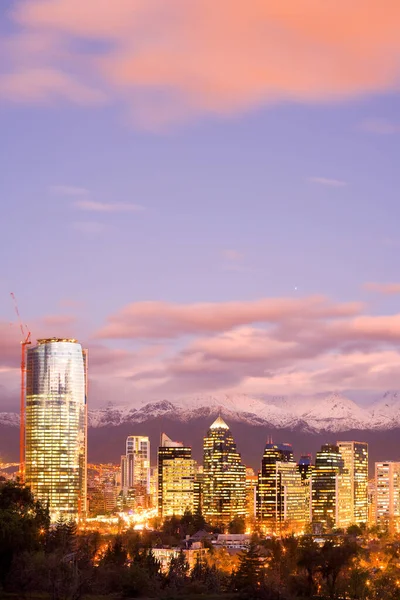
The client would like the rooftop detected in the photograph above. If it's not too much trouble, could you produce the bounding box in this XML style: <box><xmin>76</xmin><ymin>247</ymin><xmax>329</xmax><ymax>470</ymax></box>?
<box><xmin>210</xmin><ymin>416</ymin><xmax>229</xmax><ymax>430</ymax></box>
<box><xmin>37</xmin><ymin>338</ymin><xmax>78</xmax><ymax>345</ymax></box>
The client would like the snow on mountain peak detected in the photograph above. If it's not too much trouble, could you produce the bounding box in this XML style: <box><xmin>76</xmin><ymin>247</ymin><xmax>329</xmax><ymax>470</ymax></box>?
<box><xmin>2</xmin><ymin>392</ymin><xmax>400</xmax><ymax>432</ymax></box>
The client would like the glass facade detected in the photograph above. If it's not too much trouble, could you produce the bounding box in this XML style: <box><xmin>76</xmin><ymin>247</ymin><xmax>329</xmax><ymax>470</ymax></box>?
<box><xmin>337</xmin><ymin>441</ymin><xmax>368</xmax><ymax>525</ymax></box>
<box><xmin>25</xmin><ymin>338</ymin><xmax>87</xmax><ymax>521</ymax></box>
<box><xmin>121</xmin><ymin>435</ymin><xmax>151</xmax><ymax>498</ymax></box>
<box><xmin>158</xmin><ymin>434</ymin><xmax>194</xmax><ymax>518</ymax></box>
<box><xmin>312</xmin><ymin>444</ymin><xmax>351</xmax><ymax>529</ymax></box>
<box><xmin>375</xmin><ymin>461</ymin><xmax>400</xmax><ymax>532</ymax></box>
<box><xmin>257</xmin><ymin>443</ymin><xmax>308</xmax><ymax>534</ymax></box>
<box><xmin>203</xmin><ymin>416</ymin><xmax>246</xmax><ymax>524</ymax></box>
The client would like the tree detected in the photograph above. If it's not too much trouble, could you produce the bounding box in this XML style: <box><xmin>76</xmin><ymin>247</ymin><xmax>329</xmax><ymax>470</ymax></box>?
<box><xmin>101</xmin><ymin>536</ymin><xmax>127</xmax><ymax>567</ymax></box>
<box><xmin>319</xmin><ymin>540</ymin><xmax>359</xmax><ymax>599</ymax></box>
<box><xmin>166</xmin><ymin>550</ymin><xmax>189</xmax><ymax>590</ymax></box>
<box><xmin>233</xmin><ymin>541</ymin><xmax>264</xmax><ymax>598</ymax></box>
<box><xmin>297</xmin><ymin>538</ymin><xmax>320</xmax><ymax>597</ymax></box>
<box><xmin>0</xmin><ymin>480</ymin><xmax>49</xmax><ymax>588</ymax></box>
<box><xmin>229</xmin><ymin>516</ymin><xmax>246</xmax><ymax>534</ymax></box>
<box><xmin>347</xmin><ymin>524</ymin><xmax>363</xmax><ymax>537</ymax></box>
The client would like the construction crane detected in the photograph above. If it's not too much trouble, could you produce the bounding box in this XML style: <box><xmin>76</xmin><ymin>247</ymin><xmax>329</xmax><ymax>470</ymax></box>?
<box><xmin>10</xmin><ymin>293</ymin><xmax>31</xmax><ymax>482</ymax></box>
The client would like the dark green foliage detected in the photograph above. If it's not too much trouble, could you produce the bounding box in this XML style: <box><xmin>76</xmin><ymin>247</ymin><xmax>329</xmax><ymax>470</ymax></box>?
<box><xmin>233</xmin><ymin>541</ymin><xmax>264</xmax><ymax>598</ymax></box>
<box><xmin>0</xmin><ymin>479</ymin><xmax>49</xmax><ymax>588</ymax></box>
<box><xmin>319</xmin><ymin>539</ymin><xmax>359</xmax><ymax>599</ymax></box>
<box><xmin>167</xmin><ymin>550</ymin><xmax>190</xmax><ymax>589</ymax></box>
<box><xmin>228</xmin><ymin>516</ymin><xmax>246</xmax><ymax>534</ymax></box>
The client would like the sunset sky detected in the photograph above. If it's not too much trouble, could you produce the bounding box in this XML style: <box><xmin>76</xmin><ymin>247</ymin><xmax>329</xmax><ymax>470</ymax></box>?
<box><xmin>1</xmin><ymin>1</ymin><xmax>400</xmax><ymax>410</ymax></box>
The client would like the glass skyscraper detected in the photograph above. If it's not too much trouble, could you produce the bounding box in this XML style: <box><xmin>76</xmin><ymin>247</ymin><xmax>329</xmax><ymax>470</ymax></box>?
<box><xmin>312</xmin><ymin>443</ymin><xmax>351</xmax><ymax>530</ymax></box>
<box><xmin>158</xmin><ymin>433</ymin><xmax>194</xmax><ymax>519</ymax></box>
<box><xmin>203</xmin><ymin>416</ymin><xmax>246</xmax><ymax>524</ymax></box>
<box><xmin>25</xmin><ymin>338</ymin><xmax>87</xmax><ymax>521</ymax></box>
<box><xmin>257</xmin><ymin>443</ymin><xmax>308</xmax><ymax>534</ymax></box>
<box><xmin>121</xmin><ymin>435</ymin><xmax>151</xmax><ymax>506</ymax></box>
<box><xmin>337</xmin><ymin>441</ymin><xmax>368</xmax><ymax>525</ymax></box>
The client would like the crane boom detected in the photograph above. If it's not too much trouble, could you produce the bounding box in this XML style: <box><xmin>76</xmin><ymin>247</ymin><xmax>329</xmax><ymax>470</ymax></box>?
<box><xmin>10</xmin><ymin>293</ymin><xmax>31</xmax><ymax>482</ymax></box>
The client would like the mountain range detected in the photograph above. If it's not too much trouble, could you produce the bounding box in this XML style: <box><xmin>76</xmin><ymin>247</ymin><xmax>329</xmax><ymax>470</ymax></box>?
<box><xmin>1</xmin><ymin>392</ymin><xmax>400</xmax><ymax>473</ymax></box>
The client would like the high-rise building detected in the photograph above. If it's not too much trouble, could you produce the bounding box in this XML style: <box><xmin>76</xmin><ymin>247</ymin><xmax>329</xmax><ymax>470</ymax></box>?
<box><xmin>121</xmin><ymin>436</ymin><xmax>150</xmax><ymax>505</ymax></box>
<box><xmin>25</xmin><ymin>338</ymin><xmax>87</xmax><ymax>521</ymax></box>
<box><xmin>245</xmin><ymin>467</ymin><xmax>258</xmax><ymax>521</ymax></box>
<box><xmin>193</xmin><ymin>464</ymin><xmax>204</xmax><ymax>515</ymax></box>
<box><xmin>312</xmin><ymin>444</ymin><xmax>351</xmax><ymax>530</ymax></box>
<box><xmin>375</xmin><ymin>461</ymin><xmax>400</xmax><ymax>532</ymax></box>
<box><xmin>337</xmin><ymin>441</ymin><xmax>368</xmax><ymax>525</ymax></box>
<box><xmin>203</xmin><ymin>416</ymin><xmax>246</xmax><ymax>524</ymax></box>
<box><xmin>257</xmin><ymin>443</ymin><xmax>307</xmax><ymax>534</ymax></box>
<box><xmin>158</xmin><ymin>433</ymin><xmax>194</xmax><ymax>519</ymax></box>
<box><xmin>298</xmin><ymin>455</ymin><xmax>313</xmax><ymax>481</ymax></box>
<box><xmin>368</xmin><ymin>478</ymin><xmax>376</xmax><ymax>526</ymax></box>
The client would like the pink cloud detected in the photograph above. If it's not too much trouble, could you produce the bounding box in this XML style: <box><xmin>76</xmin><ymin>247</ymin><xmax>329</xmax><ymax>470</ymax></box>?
<box><xmin>96</xmin><ymin>296</ymin><xmax>362</xmax><ymax>339</ymax></box>
<box><xmin>4</xmin><ymin>0</ymin><xmax>400</xmax><ymax>124</ymax></box>
<box><xmin>0</xmin><ymin>68</ymin><xmax>106</xmax><ymax>105</ymax></box>
<box><xmin>364</xmin><ymin>282</ymin><xmax>400</xmax><ymax>295</ymax></box>
<box><xmin>360</xmin><ymin>118</ymin><xmax>400</xmax><ymax>135</ymax></box>
<box><xmin>74</xmin><ymin>200</ymin><xmax>145</xmax><ymax>213</ymax></box>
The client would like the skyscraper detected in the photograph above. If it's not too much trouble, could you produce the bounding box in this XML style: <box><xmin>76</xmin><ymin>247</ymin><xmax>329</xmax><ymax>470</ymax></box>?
<box><xmin>375</xmin><ymin>461</ymin><xmax>400</xmax><ymax>532</ymax></box>
<box><xmin>121</xmin><ymin>435</ymin><xmax>151</xmax><ymax>506</ymax></box>
<box><xmin>312</xmin><ymin>444</ymin><xmax>351</xmax><ymax>530</ymax></box>
<box><xmin>25</xmin><ymin>338</ymin><xmax>87</xmax><ymax>521</ymax></box>
<box><xmin>337</xmin><ymin>441</ymin><xmax>368</xmax><ymax>525</ymax></box>
<box><xmin>158</xmin><ymin>433</ymin><xmax>194</xmax><ymax>519</ymax></box>
<box><xmin>257</xmin><ymin>443</ymin><xmax>307</xmax><ymax>534</ymax></box>
<box><xmin>203</xmin><ymin>416</ymin><xmax>246</xmax><ymax>524</ymax></box>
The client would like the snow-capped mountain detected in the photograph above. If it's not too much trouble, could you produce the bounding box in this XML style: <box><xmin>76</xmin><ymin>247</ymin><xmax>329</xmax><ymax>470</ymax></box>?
<box><xmin>85</xmin><ymin>391</ymin><xmax>400</xmax><ymax>431</ymax></box>
<box><xmin>1</xmin><ymin>392</ymin><xmax>400</xmax><ymax>432</ymax></box>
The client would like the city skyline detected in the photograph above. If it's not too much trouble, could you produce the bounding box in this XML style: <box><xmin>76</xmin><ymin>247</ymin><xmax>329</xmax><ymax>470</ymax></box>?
<box><xmin>2</xmin><ymin>3</ymin><xmax>400</xmax><ymax>596</ymax></box>
<box><xmin>2</xmin><ymin>3</ymin><xmax>400</xmax><ymax>412</ymax></box>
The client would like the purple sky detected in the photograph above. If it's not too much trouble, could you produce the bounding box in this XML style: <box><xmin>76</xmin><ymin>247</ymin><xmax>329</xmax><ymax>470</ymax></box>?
<box><xmin>1</xmin><ymin>2</ymin><xmax>400</xmax><ymax>410</ymax></box>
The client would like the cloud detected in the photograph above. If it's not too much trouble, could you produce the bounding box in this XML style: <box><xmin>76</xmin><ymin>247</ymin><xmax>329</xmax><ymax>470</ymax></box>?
<box><xmin>74</xmin><ymin>200</ymin><xmax>145</xmax><ymax>213</ymax></box>
<box><xmin>3</xmin><ymin>1</ymin><xmax>400</xmax><ymax>125</ymax></box>
<box><xmin>72</xmin><ymin>221</ymin><xmax>105</xmax><ymax>234</ymax></box>
<box><xmin>364</xmin><ymin>282</ymin><xmax>400</xmax><ymax>295</ymax></box>
<box><xmin>222</xmin><ymin>249</ymin><xmax>244</xmax><ymax>262</ymax></box>
<box><xmin>50</xmin><ymin>185</ymin><xmax>89</xmax><ymax>197</ymax></box>
<box><xmin>38</xmin><ymin>315</ymin><xmax>77</xmax><ymax>329</ymax></box>
<box><xmin>96</xmin><ymin>296</ymin><xmax>362</xmax><ymax>340</ymax></box>
<box><xmin>0</xmin><ymin>68</ymin><xmax>106</xmax><ymax>106</ymax></box>
<box><xmin>7</xmin><ymin>292</ymin><xmax>400</xmax><ymax>407</ymax></box>
<box><xmin>308</xmin><ymin>177</ymin><xmax>347</xmax><ymax>188</ymax></box>
<box><xmin>59</xmin><ymin>298</ymin><xmax>85</xmax><ymax>309</ymax></box>
<box><xmin>360</xmin><ymin>118</ymin><xmax>400</xmax><ymax>135</ymax></box>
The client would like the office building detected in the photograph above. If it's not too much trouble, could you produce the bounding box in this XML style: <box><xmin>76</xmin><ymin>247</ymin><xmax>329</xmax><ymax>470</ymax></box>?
<box><xmin>257</xmin><ymin>443</ymin><xmax>307</xmax><ymax>534</ymax></box>
<box><xmin>193</xmin><ymin>464</ymin><xmax>204</xmax><ymax>515</ymax></box>
<box><xmin>25</xmin><ymin>338</ymin><xmax>87</xmax><ymax>521</ymax></box>
<box><xmin>121</xmin><ymin>435</ymin><xmax>150</xmax><ymax>496</ymax></box>
<box><xmin>337</xmin><ymin>441</ymin><xmax>368</xmax><ymax>525</ymax></box>
<box><xmin>312</xmin><ymin>444</ymin><xmax>351</xmax><ymax>530</ymax></box>
<box><xmin>375</xmin><ymin>461</ymin><xmax>400</xmax><ymax>532</ymax></box>
<box><xmin>245</xmin><ymin>467</ymin><xmax>258</xmax><ymax>521</ymax></box>
<box><xmin>298</xmin><ymin>455</ymin><xmax>313</xmax><ymax>481</ymax></box>
<box><xmin>203</xmin><ymin>416</ymin><xmax>246</xmax><ymax>524</ymax></box>
<box><xmin>158</xmin><ymin>433</ymin><xmax>194</xmax><ymax>519</ymax></box>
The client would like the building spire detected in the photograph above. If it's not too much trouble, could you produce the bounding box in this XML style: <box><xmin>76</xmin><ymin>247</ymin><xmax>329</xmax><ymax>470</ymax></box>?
<box><xmin>210</xmin><ymin>415</ymin><xmax>229</xmax><ymax>429</ymax></box>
